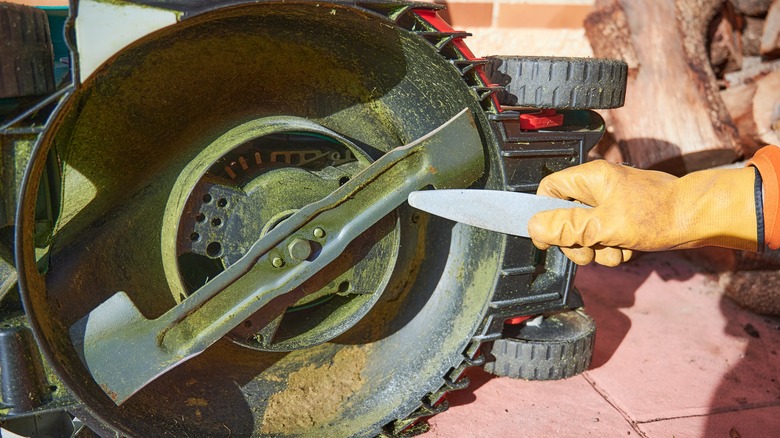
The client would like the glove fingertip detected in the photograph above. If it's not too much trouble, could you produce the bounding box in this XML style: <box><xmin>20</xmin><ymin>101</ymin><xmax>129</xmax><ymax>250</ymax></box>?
<box><xmin>527</xmin><ymin>211</ymin><xmax>554</xmax><ymax>240</ymax></box>
<box><xmin>595</xmin><ymin>246</ymin><xmax>624</xmax><ymax>267</ymax></box>
<box><xmin>562</xmin><ymin>247</ymin><xmax>595</xmax><ymax>266</ymax></box>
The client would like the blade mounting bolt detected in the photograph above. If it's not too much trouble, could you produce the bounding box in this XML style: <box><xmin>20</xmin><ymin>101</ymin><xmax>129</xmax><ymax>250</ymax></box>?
<box><xmin>288</xmin><ymin>239</ymin><xmax>313</xmax><ymax>261</ymax></box>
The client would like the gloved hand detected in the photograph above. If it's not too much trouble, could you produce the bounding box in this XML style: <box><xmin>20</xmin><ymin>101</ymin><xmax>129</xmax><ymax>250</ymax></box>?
<box><xmin>527</xmin><ymin>160</ymin><xmax>759</xmax><ymax>266</ymax></box>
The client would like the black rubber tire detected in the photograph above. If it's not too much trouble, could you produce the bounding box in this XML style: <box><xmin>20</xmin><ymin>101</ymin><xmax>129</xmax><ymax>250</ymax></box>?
<box><xmin>483</xmin><ymin>309</ymin><xmax>596</xmax><ymax>380</ymax></box>
<box><xmin>484</xmin><ymin>56</ymin><xmax>627</xmax><ymax>110</ymax></box>
<box><xmin>0</xmin><ymin>2</ymin><xmax>55</xmax><ymax>99</ymax></box>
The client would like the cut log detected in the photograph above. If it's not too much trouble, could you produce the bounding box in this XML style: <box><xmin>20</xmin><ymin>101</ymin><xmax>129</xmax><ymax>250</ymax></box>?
<box><xmin>585</xmin><ymin>0</ymin><xmax>741</xmax><ymax>175</ymax></box>
<box><xmin>721</xmin><ymin>270</ymin><xmax>780</xmax><ymax>315</ymax></box>
<box><xmin>753</xmin><ymin>70</ymin><xmax>780</xmax><ymax>145</ymax></box>
<box><xmin>587</xmin><ymin>111</ymin><xmax>627</xmax><ymax>163</ymax></box>
<box><xmin>721</xmin><ymin>82</ymin><xmax>762</xmax><ymax>154</ymax></box>
<box><xmin>731</xmin><ymin>0</ymin><xmax>774</xmax><ymax>16</ymax></box>
<box><xmin>760</xmin><ymin>0</ymin><xmax>780</xmax><ymax>58</ymax></box>
<box><xmin>708</xmin><ymin>1</ymin><xmax>744</xmax><ymax>77</ymax></box>
<box><xmin>684</xmin><ymin>247</ymin><xmax>780</xmax><ymax>273</ymax></box>
<box><xmin>685</xmin><ymin>247</ymin><xmax>780</xmax><ymax>316</ymax></box>
<box><xmin>724</xmin><ymin>56</ymin><xmax>780</xmax><ymax>86</ymax></box>
<box><xmin>721</xmin><ymin>70</ymin><xmax>780</xmax><ymax>155</ymax></box>
<box><xmin>587</xmin><ymin>128</ymin><xmax>625</xmax><ymax>163</ymax></box>
<box><xmin>742</xmin><ymin>16</ymin><xmax>764</xmax><ymax>56</ymax></box>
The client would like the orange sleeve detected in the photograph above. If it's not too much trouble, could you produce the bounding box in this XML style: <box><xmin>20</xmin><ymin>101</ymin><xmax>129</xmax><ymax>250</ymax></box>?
<box><xmin>748</xmin><ymin>145</ymin><xmax>780</xmax><ymax>250</ymax></box>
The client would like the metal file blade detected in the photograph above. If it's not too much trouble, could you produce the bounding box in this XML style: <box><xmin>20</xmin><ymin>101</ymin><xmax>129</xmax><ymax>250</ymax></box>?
<box><xmin>407</xmin><ymin>189</ymin><xmax>590</xmax><ymax>237</ymax></box>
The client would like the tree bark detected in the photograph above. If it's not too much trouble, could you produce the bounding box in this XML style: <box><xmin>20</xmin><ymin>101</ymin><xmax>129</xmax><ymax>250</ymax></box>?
<box><xmin>585</xmin><ymin>0</ymin><xmax>742</xmax><ymax>175</ymax></box>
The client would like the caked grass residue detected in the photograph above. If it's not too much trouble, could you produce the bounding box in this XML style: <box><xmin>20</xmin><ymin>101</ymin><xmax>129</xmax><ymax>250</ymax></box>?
<box><xmin>261</xmin><ymin>346</ymin><xmax>366</xmax><ymax>434</ymax></box>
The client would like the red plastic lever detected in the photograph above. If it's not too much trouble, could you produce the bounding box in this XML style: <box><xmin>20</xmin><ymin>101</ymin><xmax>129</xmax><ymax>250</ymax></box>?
<box><xmin>505</xmin><ymin>316</ymin><xmax>532</xmax><ymax>325</ymax></box>
<box><xmin>519</xmin><ymin>109</ymin><xmax>564</xmax><ymax>130</ymax></box>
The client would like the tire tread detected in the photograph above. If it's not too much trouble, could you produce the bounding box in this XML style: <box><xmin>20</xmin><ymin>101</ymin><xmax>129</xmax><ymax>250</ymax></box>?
<box><xmin>0</xmin><ymin>2</ymin><xmax>55</xmax><ymax>99</ymax></box>
<box><xmin>485</xmin><ymin>56</ymin><xmax>628</xmax><ymax>109</ymax></box>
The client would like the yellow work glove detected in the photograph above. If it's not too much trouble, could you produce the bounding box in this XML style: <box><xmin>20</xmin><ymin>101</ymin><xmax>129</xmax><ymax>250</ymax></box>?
<box><xmin>527</xmin><ymin>160</ymin><xmax>760</xmax><ymax>266</ymax></box>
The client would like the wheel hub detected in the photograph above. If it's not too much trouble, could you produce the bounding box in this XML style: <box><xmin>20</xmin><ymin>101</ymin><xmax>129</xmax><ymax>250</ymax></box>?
<box><xmin>170</xmin><ymin>119</ymin><xmax>402</xmax><ymax>351</ymax></box>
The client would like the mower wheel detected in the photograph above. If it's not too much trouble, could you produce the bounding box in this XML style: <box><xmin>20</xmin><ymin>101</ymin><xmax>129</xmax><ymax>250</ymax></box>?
<box><xmin>483</xmin><ymin>309</ymin><xmax>596</xmax><ymax>380</ymax></box>
<box><xmin>484</xmin><ymin>56</ymin><xmax>627</xmax><ymax>110</ymax></box>
<box><xmin>0</xmin><ymin>2</ymin><xmax>55</xmax><ymax>99</ymax></box>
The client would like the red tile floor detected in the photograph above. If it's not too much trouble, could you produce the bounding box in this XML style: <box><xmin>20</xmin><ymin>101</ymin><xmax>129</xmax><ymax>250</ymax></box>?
<box><xmin>424</xmin><ymin>251</ymin><xmax>780</xmax><ymax>437</ymax></box>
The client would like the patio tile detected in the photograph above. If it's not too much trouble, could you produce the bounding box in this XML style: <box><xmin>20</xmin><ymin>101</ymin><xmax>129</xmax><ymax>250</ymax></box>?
<box><xmin>425</xmin><ymin>368</ymin><xmax>633</xmax><ymax>437</ymax></box>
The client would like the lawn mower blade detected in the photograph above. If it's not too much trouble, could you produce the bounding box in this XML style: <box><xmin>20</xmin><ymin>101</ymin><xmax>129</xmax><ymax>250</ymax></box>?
<box><xmin>68</xmin><ymin>108</ymin><xmax>485</xmax><ymax>405</ymax></box>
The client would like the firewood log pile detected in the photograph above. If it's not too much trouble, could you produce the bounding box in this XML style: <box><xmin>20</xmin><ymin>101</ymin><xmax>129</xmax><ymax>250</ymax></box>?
<box><xmin>585</xmin><ymin>0</ymin><xmax>780</xmax><ymax>316</ymax></box>
<box><xmin>714</xmin><ymin>0</ymin><xmax>780</xmax><ymax>156</ymax></box>
<box><xmin>584</xmin><ymin>0</ymin><xmax>780</xmax><ymax>175</ymax></box>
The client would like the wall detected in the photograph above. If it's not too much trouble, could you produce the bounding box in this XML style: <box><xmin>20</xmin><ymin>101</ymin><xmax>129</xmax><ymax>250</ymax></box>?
<box><xmin>431</xmin><ymin>0</ymin><xmax>595</xmax><ymax>57</ymax></box>
<box><xmin>5</xmin><ymin>0</ymin><xmax>596</xmax><ymax>58</ymax></box>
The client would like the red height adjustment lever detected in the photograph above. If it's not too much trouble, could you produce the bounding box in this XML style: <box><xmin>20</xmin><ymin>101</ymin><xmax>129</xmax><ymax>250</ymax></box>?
<box><xmin>505</xmin><ymin>315</ymin><xmax>532</xmax><ymax>325</ymax></box>
<box><xmin>519</xmin><ymin>109</ymin><xmax>564</xmax><ymax>130</ymax></box>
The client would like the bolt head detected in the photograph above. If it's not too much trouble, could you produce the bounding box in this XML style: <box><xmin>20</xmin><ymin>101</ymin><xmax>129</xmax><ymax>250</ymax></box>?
<box><xmin>313</xmin><ymin>227</ymin><xmax>326</xmax><ymax>239</ymax></box>
<box><xmin>288</xmin><ymin>238</ymin><xmax>313</xmax><ymax>261</ymax></box>
<box><xmin>271</xmin><ymin>257</ymin><xmax>285</xmax><ymax>268</ymax></box>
